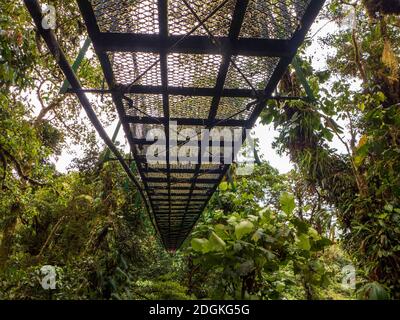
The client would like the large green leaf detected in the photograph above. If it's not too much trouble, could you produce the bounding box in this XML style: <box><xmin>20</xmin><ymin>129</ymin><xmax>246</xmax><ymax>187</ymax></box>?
<box><xmin>191</xmin><ymin>238</ymin><xmax>208</xmax><ymax>253</ymax></box>
<box><xmin>235</xmin><ymin>220</ymin><xmax>254</xmax><ymax>240</ymax></box>
<box><xmin>280</xmin><ymin>192</ymin><xmax>295</xmax><ymax>215</ymax></box>
<box><xmin>292</xmin><ymin>217</ymin><xmax>309</xmax><ymax>234</ymax></box>
<box><xmin>313</xmin><ymin>238</ymin><xmax>332</xmax><ymax>251</ymax></box>
<box><xmin>308</xmin><ymin>227</ymin><xmax>320</xmax><ymax>240</ymax></box>
<box><xmin>214</xmin><ymin>224</ymin><xmax>228</xmax><ymax>239</ymax></box>
<box><xmin>297</xmin><ymin>234</ymin><xmax>311</xmax><ymax>251</ymax></box>
<box><xmin>208</xmin><ymin>232</ymin><xmax>226</xmax><ymax>251</ymax></box>
<box><xmin>360</xmin><ymin>282</ymin><xmax>390</xmax><ymax>300</ymax></box>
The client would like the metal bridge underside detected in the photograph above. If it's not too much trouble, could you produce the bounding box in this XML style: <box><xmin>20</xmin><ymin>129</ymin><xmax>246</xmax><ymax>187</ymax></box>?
<box><xmin>77</xmin><ymin>0</ymin><xmax>324</xmax><ymax>250</ymax></box>
<box><xmin>43</xmin><ymin>0</ymin><xmax>324</xmax><ymax>250</ymax></box>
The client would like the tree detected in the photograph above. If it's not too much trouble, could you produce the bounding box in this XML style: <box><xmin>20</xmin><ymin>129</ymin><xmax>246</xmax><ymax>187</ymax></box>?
<box><xmin>261</xmin><ymin>0</ymin><xmax>400</xmax><ymax>298</ymax></box>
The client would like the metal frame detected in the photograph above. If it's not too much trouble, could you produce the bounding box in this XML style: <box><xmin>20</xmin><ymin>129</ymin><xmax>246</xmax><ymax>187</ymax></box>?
<box><xmin>25</xmin><ymin>0</ymin><xmax>325</xmax><ymax>250</ymax></box>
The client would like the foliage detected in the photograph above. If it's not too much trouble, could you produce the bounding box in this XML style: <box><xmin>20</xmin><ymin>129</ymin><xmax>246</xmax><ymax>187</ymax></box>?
<box><xmin>1</xmin><ymin>0</ymin><xmax>400</xmax><ymax>301</ymax></box>
<box><xmin>183</xmin><ymin>167</ymin><xmax>345</xmax><ymax>300</ymax></box>
<box><xmin>259</xmin><ymin>0</ymin><xmax>400</xmax><ymax>299</ymax></box>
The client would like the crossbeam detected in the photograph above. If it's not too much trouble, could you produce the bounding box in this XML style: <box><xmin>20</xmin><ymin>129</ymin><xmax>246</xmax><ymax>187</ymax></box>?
<box><xmin>26</xmin><ymin>0</ymin><xmax>325</xmax><ymax>251</ymax></box>
<box><xmin>95</xmin><ymin>33</ymin><xmax>294</xmax><ymax>57</ymax></box>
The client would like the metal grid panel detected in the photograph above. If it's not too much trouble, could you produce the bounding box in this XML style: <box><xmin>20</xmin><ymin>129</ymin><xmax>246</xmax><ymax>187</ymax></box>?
<box><xmin>168</xmin><ymin>0</ymin><xmax>235</xmax><ymax>36</ymax></box>
<box><xmin>169</xmin><ymin>95</ymin><xmax>212</xmax><ymax>119</ymax></box>
<box><xmin>77</xmin><ymin>0</ymin><xmax>324</xmax><ymax>250</ymax></box>
<box><xmin>91</xmin><ymin>0</ymin><xmax>159</xmax><ymax>34</ymax></box>
<box><xmin>167</xmin><ymin>53</ymin><xmax>222</xmax><ymax>87</ymax></box>
<box><xmin>240</xmin><ymin>0</ymin><xmax>311</xmax><ymax>39</ymax></box>
<box><xmin>109</xmin><ymin>52</ymin><xmax>161</xmax><ymax>86</ymax></box>
<box><xmin>219</xmin><ymin>97</ymin><xmax>253</xmax><ymax>120</ymax></box>
<box><xmin>225</xmin><ymin>56</ymin><xmax>280</xmax><ymax>90</ymax></box>
<box><xmin>124</xmin><ymin>94</ymin><xmax>164</xmax><ymax>117</ymax></box>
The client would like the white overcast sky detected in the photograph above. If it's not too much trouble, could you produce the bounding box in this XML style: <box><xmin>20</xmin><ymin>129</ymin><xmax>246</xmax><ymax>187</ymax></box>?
<box><xmin>53</xmin><ymin>18</ymin><xmax>346</xmax><ymax>174</ymax></box>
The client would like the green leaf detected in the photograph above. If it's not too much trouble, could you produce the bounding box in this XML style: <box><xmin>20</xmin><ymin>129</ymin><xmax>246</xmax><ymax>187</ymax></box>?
<box><xmin>219</xmin><ymin>181</ymin><xmax>228</xmax><ymax>191</ymax></box>
<box><xmin>308</xmin><ymin>227</ymin><xmax>320</xmax><ymax>240</ymax></box>
<box><xmin>280</xmin><ymin>192</ymin><xmax>295</xmax><ymax>215</ymax></box>
<box><xmin>233</xmin><ymin>242</ymin><xmax>243</xmax><ymax>252</ymax></box>
<box><xmin>376</xmin><ymin>91</ymin><xmax>385</xmax><ymax>103</ymax></box>
<box><xmin>292</xmin><ymin>217</ymin><xmax>309</xmax><ymax>234</ymax></box>
<box><xmin>354</xmin><ymin>155</ymin><xmax>365</xmax><ymax>167</ymax></box>
<box><xmin>237</xmin><ymin>260</ymin><xmax>255</xmax><ymax>276</ymax></box>
<box><xmin>297</xmin><ymin>234</ymin><xmax>311</xmax><ymax>251</ymax></box>
<box><xmin>247</xmin><ymin>214</ymin><xmax>259</xmax><ymax>222</ymax></box>
<box><xmin>384</xmin><ymin>204</ymin><xmax>393</xmax><ymax>212</ymax></box>
<box><xmin>191</xmin><ymin>238</ymin><xmax>208</xmax><ymax>252</ymax></box>
<box><xmin>262</xmin><ymin>111</ymin><xmax>274</xmax><ymax>125</ymax></box>
<box><xmin>214</xmin><ymin>224</ymin><xmax>228</xmax><ymax>239</ymax></box>
<box><xmin>227</xmin><ymin>216</ymin><xmax>238</xmax><ymax>225</ymax></box>
<box><xmin>235</xmin><ymin>220</ymin><xmax>254</xmax><ymax>240</ymax></box>
<box><xmin>313</xmin><ymin>238</ymin><xmax>332</xmax><ymax>251</ymax></box>
<box><xmin>259</xmin><ymin>247</ymin><xmax>276</xmax><ymax>260</ymax></box>
<box><xmin>208</xmin><ymin>232</ymin><xmax>226</xmax><ymax>251</ymax></box>
<box><xmin>354</xmin><ymin>138</ymin><xmax>369</xmax><ymax>167</ymax></box>
<box><xmin>251</xmin><ymin>228</ymin><xmax>264</xmax><ymax>243</ymax></box>
<box><xmin>276</xmin><ymin>281</ymin><xmax>285</xmax><ymax>293</ymax></box>
<box><xmin>360</xmin><ymin>282</ymin><xmax>390</xmax><ymax>300</ymax></box>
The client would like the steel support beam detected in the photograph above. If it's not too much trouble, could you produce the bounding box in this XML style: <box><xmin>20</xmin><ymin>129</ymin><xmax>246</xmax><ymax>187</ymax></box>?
<box><xmin>95</xmin><ymin>33</ymin><xmax>294</xmax><ymax>57</ymax></box>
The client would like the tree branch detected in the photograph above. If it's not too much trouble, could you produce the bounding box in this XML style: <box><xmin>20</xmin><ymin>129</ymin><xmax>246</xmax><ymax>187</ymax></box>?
<box><xmin>351</xmin><ymin>27</ymin><xmax>368</xmax><ymax>86</ymax></box>
<box><xmin>0</xmin><ymin>143</ymin><xmax>46</xmax><ymax>186</ymax></box>
<box><xmin>34</xmin><ymin>95</ymin><xmax>65</xmax><ymax>126</ymax></box>
<box><xmin>0</xmin><ymin>150</ymin><xmax>8</xmax><ymax>188</ymax></box>
<box><xmin>37</xmin><ymin>215</ymin><xmax>66</xmax><ymax>259</ymax></box>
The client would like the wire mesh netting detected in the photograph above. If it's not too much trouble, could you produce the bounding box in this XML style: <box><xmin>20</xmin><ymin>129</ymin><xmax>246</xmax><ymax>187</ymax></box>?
<box><xmin>225</xmin><ymin>56</ymin><xmax>280</xmax><ymax>90</ymax></box>
<box><xmin>168</xmin><ymin>0</ymin><xmax>236</xmax><ymax>36</ymax></box>
<box><xmin>109</xmin><ymin>52</ymin><xmax>161</xmax><ymax>86</ymax></box>
<box><xmin>240</xmin><ymin>0</ymin><xmax>311</xmax><ymax>39</ymax></box>
<box><xmin>82</xmin><ymin>0</ymin><xmax>321</xmax><ymax>249</ymax></box>
<box><xmin>169</xmin><ymin>95</ymin><xmax>212</xmax><ymax>119</ymax></box>
<box><xmin>92</xmin><ymin>0</ymin><xmax>159</xmax><ymax>33</ymax></box>
<box><xmin>167</xmin><ymin>53</ymin><xmax>222</xmax><ymax>88</ymax></box>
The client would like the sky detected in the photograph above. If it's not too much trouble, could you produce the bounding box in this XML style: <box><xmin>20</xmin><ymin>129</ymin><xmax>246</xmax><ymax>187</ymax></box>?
<box><xmin>53</xmin><ymin>17</ymin><xmax>345</xmax><ymax>175</ymax></box>
<box><xmin>253</xmin><ymin>18</ymin><xmax>349</xmax><ymax>173</ymax></box>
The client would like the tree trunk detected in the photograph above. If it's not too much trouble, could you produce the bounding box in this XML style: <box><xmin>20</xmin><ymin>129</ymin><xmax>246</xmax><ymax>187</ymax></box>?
<box><xmin>0</xmin><ymin>204</ymin><xmax>19</xmax><ymax>269</ymax></box>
